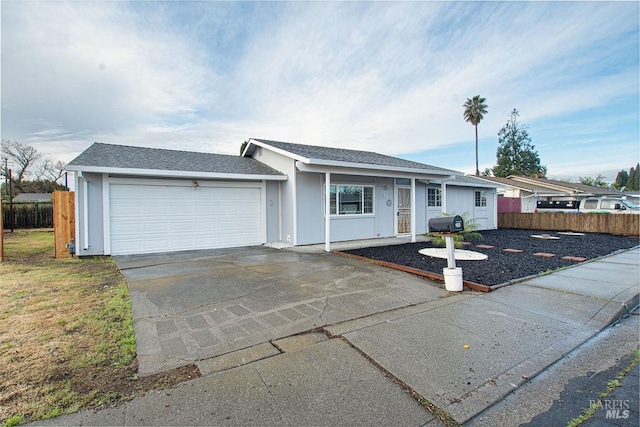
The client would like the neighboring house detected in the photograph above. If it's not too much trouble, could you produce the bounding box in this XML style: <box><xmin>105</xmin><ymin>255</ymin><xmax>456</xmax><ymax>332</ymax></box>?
<box><xmin>477</xmin><ymin>175</ymin><xmax>623</xmax><ymax>213</ymax></box>
<box><xmin>12</xmin><ymin>193</ymin><xmax>53</xmax><ymax>203</ymax></box>
<box><xmin>475</xmin><ymin>176</ymin><xmax>563</xmax><ymax>213</ymax></box>
<box><xmin>66</xmin><ymin>139</ymin><xmax>499</xmax><ymax>256</ymax></box>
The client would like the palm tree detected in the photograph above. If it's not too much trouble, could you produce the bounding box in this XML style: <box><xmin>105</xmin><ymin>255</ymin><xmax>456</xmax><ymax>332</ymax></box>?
<box><xmin>463</xmin><ymin>95</ymin><xmax>488</xmax><ymax>175</ymax></box>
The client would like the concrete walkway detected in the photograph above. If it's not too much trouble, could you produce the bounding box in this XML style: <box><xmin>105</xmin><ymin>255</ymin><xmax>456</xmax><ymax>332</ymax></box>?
<box><xmin>327</xmin><ymin>249</ymin><xmax>639</xmax><ymax>423</ymax></box>
<box><xmin>33</xmin><ymin>247</ymin><xmax>639</xmax><ymax>426</ymax></box>
<box><xmin>468</xmin><ymin>308</ymin><xmax>639</xmax><ymax>426</ymax></box>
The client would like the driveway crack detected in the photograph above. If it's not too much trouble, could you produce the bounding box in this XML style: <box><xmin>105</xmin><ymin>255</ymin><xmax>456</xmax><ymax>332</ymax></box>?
<box><xmin>253</xmin><ymin>365</ymin><xmax>291</xmax><ymax>426</ymax></box>
<box><xmin>319</xmin><ymin>296</ymin><xmax>330</xmax><ymax>323</ymax></box>
<box><xmin>381</xmin><ymin>283</ymin><xmax>415</xmax><ymax>306</ymax></box>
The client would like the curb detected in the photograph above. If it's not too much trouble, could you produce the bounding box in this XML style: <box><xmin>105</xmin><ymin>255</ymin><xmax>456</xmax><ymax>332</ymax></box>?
<box><xmin>608</xmin><ymin>293</ymin><xmax>640</xmax><ymax>327</ymax></box>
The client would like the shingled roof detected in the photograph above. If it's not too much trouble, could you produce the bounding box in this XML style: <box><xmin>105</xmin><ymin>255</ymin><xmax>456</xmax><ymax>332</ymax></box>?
<box><xmin>67</xmin><ymin>143</ymin><xmax>285</xmax><ymax>178</ymax></box>
<box><xmin>515</xmin><ymin>176</ymin><xmax>622</xmax><ymax>195</ymax></box>
<box><xmin>475</xmin><ymin>176</ymin><xmax>559</xmax><ymax>193</ymax></box>
<box><xmin>476</xmin><ymin>175</ymin><xmax>624</xmax><ymax>196</ymax></box>
<box><xmin>248</xmin><ymin>139</ymin><xmax>459</xmax><ymax>175</ymax></box>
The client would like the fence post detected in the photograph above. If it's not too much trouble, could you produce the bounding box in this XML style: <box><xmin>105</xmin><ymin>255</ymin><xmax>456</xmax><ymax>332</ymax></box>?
<box><xmin>8</xmin><ymin>173</ymin><xmax>13</xmax><ymax>232</ymax></box>
<box><xmin>53</xmin><ymin>191</ymin><xmax>75</xmax><ymax>259</ymax></box>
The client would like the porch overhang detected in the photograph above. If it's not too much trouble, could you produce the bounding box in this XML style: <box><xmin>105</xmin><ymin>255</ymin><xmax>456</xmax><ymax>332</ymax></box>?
<box><xmin>300</xmin><ymin>162</ymin><xmax>453</xmax><ymax>252</ymax></box>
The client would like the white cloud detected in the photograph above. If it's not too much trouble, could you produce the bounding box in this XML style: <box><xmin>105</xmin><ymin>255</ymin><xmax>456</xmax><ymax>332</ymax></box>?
<box><xmin>2</xmin><ymin>1</ymin><xmax>219</xmax><ymax>158</ymax></box>
<box><xmin>1</xmin><ymin>0</ymin><xmax>637</xmax><ymax>177</ymax></box>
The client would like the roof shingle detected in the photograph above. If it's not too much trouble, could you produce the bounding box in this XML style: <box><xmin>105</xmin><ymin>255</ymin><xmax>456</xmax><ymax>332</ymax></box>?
<box><xmin>68</xmin><ymin>143</ymin><xmax>284</xmax><ymax>176</ymax></box>
<box><xmin>251</xmin><ymin>139</ymin><xmax>459</xmax><ymax>174</ymax></box>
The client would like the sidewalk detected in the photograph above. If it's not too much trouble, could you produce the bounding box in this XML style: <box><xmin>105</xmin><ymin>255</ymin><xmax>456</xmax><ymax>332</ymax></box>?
<box><xmin>32</xmin><ymin>248</ymin><xmax>639</xmax><ymax>426</ymax></box>
<box><xmin>468</xmin><ymin>307</ymin><xmax>639</xmax><ymax>426</ymax></box>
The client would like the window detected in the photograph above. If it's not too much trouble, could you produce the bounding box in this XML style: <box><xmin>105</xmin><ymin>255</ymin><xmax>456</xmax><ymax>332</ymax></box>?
<box><xmin>326</xmin><ymin>185</ymin><xmax>374</xmax><ymax>215</ymax></box>
<box><xmin>427</xmin><ymin>188</ymin><xmax>442</xmax><ymax>207</ymax></box>
<box><xmin>601</xmin><ymin>199</ymin><xmax>616</xmax><ymax>209</ymax></box>
<box><xmin>475</xmin><ymin>190</ymin><xmax>487</xmax><ymax>207</ymax></box>
<box><xmin>583</xmin><ymin>199</ymin><xmax>598</xmax><ymax>209</ymax></box>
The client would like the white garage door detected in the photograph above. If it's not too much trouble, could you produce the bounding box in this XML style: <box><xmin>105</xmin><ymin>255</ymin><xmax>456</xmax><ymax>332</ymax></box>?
<box><xmin>109</xmin><ymin>183</ymin><xmax>262</xmax><ymax>255</ymax></box>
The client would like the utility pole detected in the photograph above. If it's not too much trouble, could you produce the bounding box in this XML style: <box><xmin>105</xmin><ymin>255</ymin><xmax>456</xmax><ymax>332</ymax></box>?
<box><xmin>8</xmin><ymin>169</ymin><xmax>13</xmax><ymax>232</ymax></box>
<box><xmin>3</xmin><ymin>157</ymin><xmax>7</xmax><ymax>199</ymax></box>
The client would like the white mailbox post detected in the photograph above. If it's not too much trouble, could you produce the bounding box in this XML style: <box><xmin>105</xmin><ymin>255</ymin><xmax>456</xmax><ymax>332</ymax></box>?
<box><xmin>428</xmin><ymin>216</ymin><xmax>464</xmax><ymax>292</ymax></box>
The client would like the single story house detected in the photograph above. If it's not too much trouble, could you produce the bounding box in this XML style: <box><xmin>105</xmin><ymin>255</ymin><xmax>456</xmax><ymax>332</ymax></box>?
<box><xmin>477</xmin><ymin>175</ymin><xmax>624</xmax><ymax>213</ymax></box>
<box><xmin>66</xmin><ymin>139</ymin><xmax>500</xmax><ymax>256</ymax></box>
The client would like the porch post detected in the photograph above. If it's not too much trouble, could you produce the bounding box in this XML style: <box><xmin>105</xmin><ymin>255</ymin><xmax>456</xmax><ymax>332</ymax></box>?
<box><xmin>325</xmin><ymin>172</ymin><xmax>331</xmax><ymax>252</ymax></box>
<box><xmin>441</xmin><ymin>179</ymin><xmax>447</xmax><ymax>214</ymax></box>
<box><xmin>410</xmin><ymin>177</ymin><xmax>416</xmax><ymax>243</ymax></box>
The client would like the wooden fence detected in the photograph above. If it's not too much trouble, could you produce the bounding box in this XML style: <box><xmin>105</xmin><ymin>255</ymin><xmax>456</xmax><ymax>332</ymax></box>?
<box><xmin>2</xmin><ymin>202</ymin><xmax>54</xmax><ymax>229</ymax></box>
<box><xmin>498</xmin><ymin>212</ymin><xmax>640</xmax><ymax>236</ymax></box>
<box><xmin>497</xmin><ymin>197</ymin><xmax>521</xmax><ymax>213</ymax></box>
<box><xmin>53</xmin><ymin>191</ymin><xmax>75</xmax><ymax>259</ymax></box>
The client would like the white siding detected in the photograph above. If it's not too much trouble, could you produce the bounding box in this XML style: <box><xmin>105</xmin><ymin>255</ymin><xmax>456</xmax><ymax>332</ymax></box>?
<box><xmin>252</xmin><ymin>148</ymin><xmax>295</xmax><ymax>244</ymax></box>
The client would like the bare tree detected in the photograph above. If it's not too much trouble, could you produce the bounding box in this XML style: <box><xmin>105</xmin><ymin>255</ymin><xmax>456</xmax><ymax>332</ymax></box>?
<box><xmin>1</xmin><ymin>140</ymin><xmax>42</xmax><ymax>189</ymax></box>
<box><xmin>37</xmin><ymin>158</ymin><xmax>67</xmax><ymax>183</ymax></box>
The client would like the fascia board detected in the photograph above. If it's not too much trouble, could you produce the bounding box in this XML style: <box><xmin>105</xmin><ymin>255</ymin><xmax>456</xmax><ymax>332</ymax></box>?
<box><xmin>65</xmin><ymin>165</ymin><xmax>287</xmax><ymax>181</ymax></box>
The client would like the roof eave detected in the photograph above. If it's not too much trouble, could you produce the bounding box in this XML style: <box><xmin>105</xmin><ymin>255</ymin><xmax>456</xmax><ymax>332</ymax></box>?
<box><xmin>296</xmin><ymin>161</ymin><xmax>453</xmax><ymax>178</ymax></box>
<box><xmin>303</xmin><ymin>158</ymin><xmax>454</xmax><ymax>176</ymax></box>
<box><xmin>65</xmin><ymin>165</ymin><xmax>287</xmax><ymax>181</ymax></box>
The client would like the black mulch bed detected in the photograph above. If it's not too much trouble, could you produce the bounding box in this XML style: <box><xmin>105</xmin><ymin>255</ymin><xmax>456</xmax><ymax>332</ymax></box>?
<box><xmin>343</xmin><ymin>229</ymin><xmax>639</xmax><ymax>286</ymax></box>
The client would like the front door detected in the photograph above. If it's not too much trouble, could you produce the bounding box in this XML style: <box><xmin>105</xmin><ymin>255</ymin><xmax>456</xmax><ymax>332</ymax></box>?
<box><xmin>397</xmin><ymin>186</ymin><xmax>411</xmax><ymax>234</ymax></box>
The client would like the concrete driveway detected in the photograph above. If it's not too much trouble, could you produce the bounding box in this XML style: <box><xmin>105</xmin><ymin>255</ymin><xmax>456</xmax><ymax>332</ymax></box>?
<box><xmin>114</xmin><ymin>245</ymin><xmax>446</xmax><ymax>376</ymax></box>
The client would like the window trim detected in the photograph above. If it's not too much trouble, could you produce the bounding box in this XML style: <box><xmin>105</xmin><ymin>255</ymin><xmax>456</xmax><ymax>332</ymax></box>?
<box><xmin>427</xmin><ymin>188</ymin><xmax>442</xmax><ymax>207</ymax></box>
<box><xmin>324</xmin><ymin>184</ymin><xmax>375</xmax><ymax>216</ymax></box>
<box><xmin>475</xmin><ymin>190</ymin><xmax>487</xmax><ymax>207</ymax></box>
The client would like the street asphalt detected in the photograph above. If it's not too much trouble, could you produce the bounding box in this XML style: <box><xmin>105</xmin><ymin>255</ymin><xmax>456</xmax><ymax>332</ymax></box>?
<box><xmin>30</xmin><ymin>245</ymin><xmax>639</xmax><ymax>426</ymax></box>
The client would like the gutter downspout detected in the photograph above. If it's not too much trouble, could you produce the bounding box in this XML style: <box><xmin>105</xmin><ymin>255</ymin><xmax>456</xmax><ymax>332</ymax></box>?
<box><xmin>78</xmin><ymin>172</ymin><xmax>89</xmax><ymax>250</ymax></box>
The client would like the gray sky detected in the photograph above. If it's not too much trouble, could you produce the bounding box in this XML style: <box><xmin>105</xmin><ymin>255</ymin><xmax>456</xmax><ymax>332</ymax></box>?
<box><xmin>2</xmin><ymin>1</ymin><xmax>638</xmax><ymax>181</ymax></box>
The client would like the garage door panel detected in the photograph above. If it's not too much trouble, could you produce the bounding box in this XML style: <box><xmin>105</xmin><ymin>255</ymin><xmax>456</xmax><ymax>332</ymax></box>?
<box><xmin>171</xmin><ymin>221</ymin><xmax>197</xmax><ymax>232</ymax></box>
<box><xmin>111</xmin><ymin>223</ymin><xmax>143</xmax><ymax>235</ymax></box>
<box><xmin>110</xmin><ymin>184</ymin><xmax>263</xmax><ymax>255</ymax></box>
